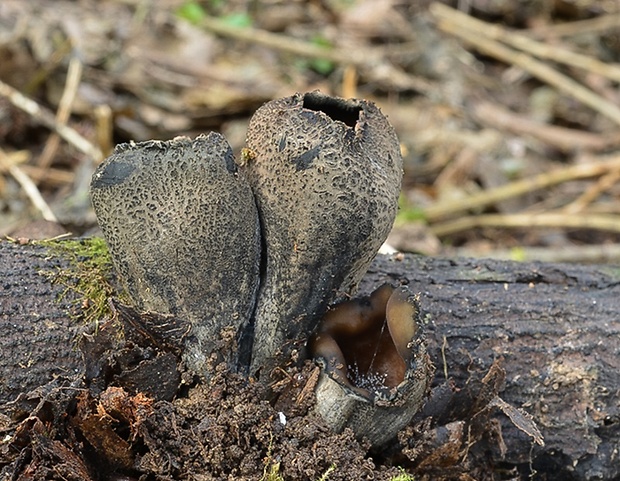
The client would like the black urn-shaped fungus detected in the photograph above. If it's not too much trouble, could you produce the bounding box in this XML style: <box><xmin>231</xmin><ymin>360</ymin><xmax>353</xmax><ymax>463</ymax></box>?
<box><xmin>90</xmin><ymin>133</ymin><xmax>261</xmax><ymax>375</ymax></box>
<box><xmin>309</xmin><ymin>283</ymin><xmax>432</xmax><ymax>448</ymax></box>
<box><xmin>241</xmin><ymin>91</ymin><xmax>404</xmax><ymax>379</ymax></box>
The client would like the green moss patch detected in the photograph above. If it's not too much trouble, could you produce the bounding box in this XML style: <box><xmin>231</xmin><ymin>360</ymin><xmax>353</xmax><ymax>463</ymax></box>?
<box><xmin>36</xmin><ymin>237</ymin><xmax>122</xmax><ymax>325</ymax></box>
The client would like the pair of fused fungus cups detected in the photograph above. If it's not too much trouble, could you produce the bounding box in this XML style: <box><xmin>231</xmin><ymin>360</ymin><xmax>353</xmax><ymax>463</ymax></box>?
<box><xmin>90</xmin><ymin>91</ymin><xmax>430</xmax><ymax>447</ymax></box>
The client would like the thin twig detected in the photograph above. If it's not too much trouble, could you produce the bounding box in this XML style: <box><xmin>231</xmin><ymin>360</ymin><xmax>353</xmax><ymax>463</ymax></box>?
<box><xmin>36</xmin><ymin>57</ymin><xmax>84</xmax><ymax>179</ymax></box>
<box><xmin>0</xmin><ymin>148</ymin><xmax>58</xmax><ymax>222</ymax></box>
<box><xmin>200</xmin><ymin>15</ymin><xmax>369</xmax><ymax>67</ymax></box>
<box><xmin>341</xmin><ymin>65</ymin><xmax>358</xmax><ymax>99</ymax></box>
<box><xmin>453</xmin><ymin>243</ymin><xmax>620</xmax><ymax>264</ymax></box>
<box><xmin>472</xmin><ymin>101</ymin><xmax>620</xmax><ymax>152</ymax></box>
<box><xmin>0</xmin><ymin>79</ymin><xmax>103</xmax><ymax>162</ymax></box>
<box><xmin>430</xmin><ymin>212</ymin><xmax>620</xmax><ymax>237</ymax></box>
<box><xmin>563</xmin><ymin>167</ymin><xmax>620</xmax><ymax>214</ymax></box>
<box><xmin>198</xmin><ymin>15</ymin><xmax>435</xmax><ymax>95</ymax></box>
<box><xmin>431</xmin><ymin>5</ymin><xmax>620</xmax><ymax>126</ymax></box>
<box><xmin>94</xmin><ymin>104</ymin><xmax>114</xmax><ymax>158</ymax></box>
<box><xmin>423</xmin><ymin>153</ymin><xmax>620</xmax><ymax>221</ymax></box>
<box><xmin>525</xmin><ymin>13</ymin><xmax>620</xmax><ymax>40</ymax></box>
<box><xmin>21</xmin><ymin>165</ymin><xmax>74</xmax><ymax>186</ymax></box>
<box><xmin>432</xmin><ymin>4</ymin><xmax>620</xmax><ymax>83</ymax></box>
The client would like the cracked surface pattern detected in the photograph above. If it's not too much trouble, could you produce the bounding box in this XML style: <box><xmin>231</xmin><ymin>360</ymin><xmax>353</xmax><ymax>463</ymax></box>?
<box><xmin>242</xmin><ymin>92</ymin><xmax>403</xmax><ymax>378</ymax></box>
<box><xmin>91</xmin><ymin>133</ymin><xmax>261</xmax><ymax>373</ymax></box>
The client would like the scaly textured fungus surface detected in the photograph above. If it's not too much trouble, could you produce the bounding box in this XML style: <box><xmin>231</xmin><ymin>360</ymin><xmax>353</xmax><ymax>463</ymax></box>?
<box><xmin>242</xmin><ymin>91</ymin><xmax>403</xmax><ymax>379</ymax></box>
<box><xmin>90</xmin><ymin>133</ymin><xmax>261</xmax><ymax>374</ymax></box>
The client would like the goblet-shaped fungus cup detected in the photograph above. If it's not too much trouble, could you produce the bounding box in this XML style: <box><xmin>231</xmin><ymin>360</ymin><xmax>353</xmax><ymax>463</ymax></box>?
<box><xmin>309</xmin><ymin>283</ymin><xmax>431</xmax><ymax>447</ymax></box>
<box><xmin>90</xmin><ymin>91</ymin><xmax>432</xmax><ymax>449</ymax></box>
<box><xmin>241</xmin><ymin>91</ymin><xmax>405</xmax><ymax>379</ymax></box>
<box><xmin>90</xmin><ymin>133</ymin><xmax>261</xmax><ymax>375</ymax></box>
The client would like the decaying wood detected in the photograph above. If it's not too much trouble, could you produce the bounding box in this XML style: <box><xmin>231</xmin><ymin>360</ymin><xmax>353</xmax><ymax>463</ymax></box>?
<box><xmin>0</xmin><ymin>239</ymin><xmax>618</xmax><ymax>479</ymax></box>
<box><xmin>0</xmin><ymin>240</ymin><xmax>83</xmax><ymax>404</ymax></box>
<box><xmin>360</xmin><ymin>254</ymin><xmax>620</xmax><ymax>478</ymax></box>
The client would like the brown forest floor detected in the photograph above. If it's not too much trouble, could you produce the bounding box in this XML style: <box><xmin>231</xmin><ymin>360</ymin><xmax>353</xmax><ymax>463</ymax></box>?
<box><xmin>1</xmin><ymin>0</ymin><xmax>620</xmax><ymax>262</ymax></box>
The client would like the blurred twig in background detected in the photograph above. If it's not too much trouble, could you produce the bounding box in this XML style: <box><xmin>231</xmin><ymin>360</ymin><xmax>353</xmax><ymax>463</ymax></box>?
<box><xmin>198</xmin><ymin>12</ymin><xmax>435</xmax><ymax>95</ymax></box>
<box><xmin>0</xmin><ymin>0</ymin><xmax>619</xmax><ymax>262</ymax></box>
<box><xmin>35</xmin><ymin>57</ymin><xmax>84</xmax><ymax>182</ymax></box>
<box><xmin>423</xmin><ymin>153</ymin><xmax>620</xmax><ymax>221</ymax></box>
<box><xmin>432</xmin><ymin>3</ymin><xmax>620</xmax><ymax>126</ymax></box>
<box><xmin>0</xmin><ymin>149</ymin><xmax>58</xmax><ymax>222</ymax></box>
<box><xmin>0</xmin><ymin>79</ymin><xmax>102</xmax><ymax>162</ymax></box>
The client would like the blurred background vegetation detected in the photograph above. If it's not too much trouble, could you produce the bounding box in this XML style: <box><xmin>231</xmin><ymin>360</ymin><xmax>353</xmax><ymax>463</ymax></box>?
<box><xmin>1</xmin><ymin>0</ymin><xmax>619</xmax><ymax>263</ymax></box>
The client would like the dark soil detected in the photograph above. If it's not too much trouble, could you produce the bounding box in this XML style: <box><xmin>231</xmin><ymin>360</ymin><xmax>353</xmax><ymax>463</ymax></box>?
<box><xmin>0</xmin><ymin>326</ymin><xmax>504</xmax><ymax>481</ymax></box>
<box><xmin>0</xmin><ymin>282</ymin><xmax>492</xmax><ymax>481</ymax></box>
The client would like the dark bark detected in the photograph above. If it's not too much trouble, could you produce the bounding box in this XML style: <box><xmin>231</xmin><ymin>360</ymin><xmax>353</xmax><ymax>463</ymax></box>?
<box><xmin>1</xmin><ymin>239</ymin><xmax>619</xmax><ymax>479</ymax></box>
<box><xmin>359</xmin><ymin>254</ymin><xmax>620</xmax><ymax>479</ymax></box>
<box><xmin>0</xmin><ymin>240</ymin><xmax>83</xmax><ymax>404</ymax></box>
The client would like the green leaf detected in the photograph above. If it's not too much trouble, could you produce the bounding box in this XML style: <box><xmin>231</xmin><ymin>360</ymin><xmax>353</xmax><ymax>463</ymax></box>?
<box><xmin>308</xmin><ymin>35</ymin><xmax>334</xmax><ymax>74</ymax></box>
<box><xmin>220</xmin><ymin>12</ymin><xmax>253</xmax><ymax>28</ymax></box>
<box><xmin>510</xmin><ymin>246</ymin><xmax>527</xmax><ymax>262</ymax></box>
<box><xmin>176</xmin><ymin>1</ymin><xmax>207</xmax><ymax>25</ymax></box>
<box><xmin>311</xmin><ymin>34</ymin><xmax>332</xmax><ymax>49</ymax></box>
<box><xmin>309</xmin><ymin>57</ymin><xmax>335</xmax><ymax>75</ymax></box>
<box><xmin>396</xmin><ymin>194</ymin><xmax>428</xmax><ymax>224</ymax></box>
<box><xmin>396</xmin><ymin>205</ymin><xmax>427</xmax><ymax>223</ymax></box>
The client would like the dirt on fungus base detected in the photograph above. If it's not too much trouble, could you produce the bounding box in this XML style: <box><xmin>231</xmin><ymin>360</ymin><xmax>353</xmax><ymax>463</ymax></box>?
<box><xmin>0</xmin><ymin>359</ymin><xmax>401</xmax><ymax>480</ymax></box>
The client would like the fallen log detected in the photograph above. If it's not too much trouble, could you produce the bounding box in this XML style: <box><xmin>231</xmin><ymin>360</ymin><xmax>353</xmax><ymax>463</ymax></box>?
<box><xmin>0</xmin><ymin>238</ymin><xmax>618</xmax><ymax>480</ymax></box>
<box><xmin>0</xmin><ymin>239</ymin><xmax>84</xmax><ymax>404</ymax></box>
<box><xmin>360</xmin><ymin>253</ymin><xmax>620</xmax><ymax>480</ymax></box>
